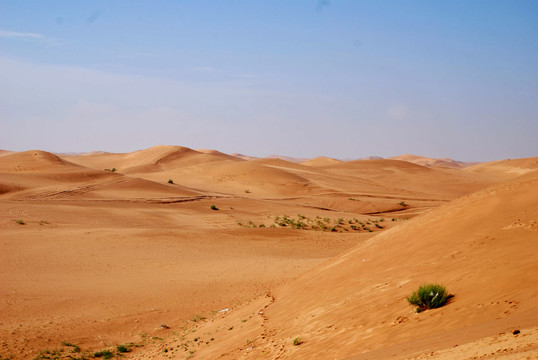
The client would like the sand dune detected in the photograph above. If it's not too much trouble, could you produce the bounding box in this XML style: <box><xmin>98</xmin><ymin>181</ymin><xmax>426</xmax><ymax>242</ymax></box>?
<box><xmin>388</xmin><ymin>154</ymin><xmax>476</xmax><ymax>169</ymax></box>
<box><xmin>1</xmin><ymin>146</ymin><xmax>536</xmax><ymax>360</ymax></box>
<box><xmin>0</xmin><ymin>150</ymin><xmax>83</xmax><ymax>172</ymax></box>
<box><xmin>0</xmin><ymin>149</ymin><xmax>200</xmax><ymax>200</ymax></box>
<box><xmin>301</xmin><ymin>156</ymin><xmax>342</xmax><ymax>167</ymax></box>
<box><xmin>0</xmin><ymin>149</ymin><xmax>14</xmax><ymax>157</ymax></box>
<box><xmin>310</xmin><ymin>158</ymin><xmax>496</xmax><ymax>199</ymax></box>
<box><xmin>160</xmin><ymin>169</ymin><xmax>538</xmax><ymax>360</ymax></box>
<box><xmin>465</xmin><ymin>156</ymin><xmax>538</xmax><ymax>179</ymax></box>
<box><xmin>64</xmin><ymin>145</ymin><xmax>241</xmax><ymax>173</ymax></box>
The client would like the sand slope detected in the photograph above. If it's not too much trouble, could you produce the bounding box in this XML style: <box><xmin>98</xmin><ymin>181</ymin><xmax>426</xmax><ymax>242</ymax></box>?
<box><xmin>161</xmin><ymin>170</ymin><xmax>538</xmax><ymax>360</ymax></box>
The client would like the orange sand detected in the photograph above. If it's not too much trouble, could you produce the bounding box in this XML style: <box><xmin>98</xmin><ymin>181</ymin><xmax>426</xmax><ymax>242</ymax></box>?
<box><xmin>1</xmin><ymin>147</ymin><xmax>536</xmax><ymax>359</ymax></box>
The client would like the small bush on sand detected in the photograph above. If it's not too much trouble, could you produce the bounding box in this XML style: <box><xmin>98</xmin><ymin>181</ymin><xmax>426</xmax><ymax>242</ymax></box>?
<box><xmin>15</xmin><ymin>219</ymin><xmax>25</xmax><ymax>225</ymax></box>
<box><xmin>293</xmin><ymin>337</ymin><xmax>303</xmax><ymax>346</ymax></box>
<box><xmin>94</xmin><ymin>350</ymin><xmax>113</xmax><ymax>359</ymax></box>
<box><xmin>117</xmin><ymin>344</ymin><xmax>130</xmax><ymax>353</ymax></box>
<box><xmin>210</xmin><ymin>205</ymin><xmax>219</xmax><ymax>210</ymax></box>
<box><xmin>168</xmin><ymin>179</ymin><xmax>174</xmax><ymax>184</ymax></box>
<box><xmin>407</xmin><ymin>283</ymin><xmax>452</xmax><ymax>313</ymax></box>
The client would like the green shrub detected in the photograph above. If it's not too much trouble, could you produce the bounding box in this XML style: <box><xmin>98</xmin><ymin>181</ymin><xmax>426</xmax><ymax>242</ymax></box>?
<box><xmin>117</xmin><ymin>345</ymin><xmax>130</xmax><ymax>353</ymax></box>
<box><xmin>407</xmin><ymin>283</ymin><xmax>452</xmax><ymax>313</ymax></box>
<box><xmin>94</xmin><ymin>350</ymin><xmax>113</xmax><ymax>359</ymax></box>
<box><xmin>168</xmin><ymin>179</ymin><xmax>174</xmax><ymax>184</ymax></box>
<box><xmin>210</xmin><ymin>205</ymin><xmax>219</xmax><ymax>210</ymax></box>
<box><xmin>15</xmin><ymin>219</ymin><xmax>25</xmax><ymax>225</ymax></box>
<box><xmin>293</xmin><ymin>337</ymin><xmax>303</xmax><ymax>346</ymax></box>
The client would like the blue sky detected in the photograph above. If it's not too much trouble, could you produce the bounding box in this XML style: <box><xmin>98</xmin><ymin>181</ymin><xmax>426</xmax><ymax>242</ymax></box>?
<box><xmin>1</xmin><ymin>1</ymin><xmax>537</xmax><ymax>161</ymax></box>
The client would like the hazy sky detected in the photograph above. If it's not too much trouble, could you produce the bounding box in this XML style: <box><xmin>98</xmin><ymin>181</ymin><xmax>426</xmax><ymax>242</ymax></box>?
<box><xmin>1</xmin><ymin>1</ymin><xmax>537</xmax><ymax>161</ymax></box>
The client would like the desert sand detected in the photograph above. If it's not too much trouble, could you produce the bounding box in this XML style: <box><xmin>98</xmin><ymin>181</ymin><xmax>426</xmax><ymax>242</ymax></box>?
<box><xmin>1</xmin><ymin>147</ymin><xmax>537</xmax><ymax>360</ymax></box>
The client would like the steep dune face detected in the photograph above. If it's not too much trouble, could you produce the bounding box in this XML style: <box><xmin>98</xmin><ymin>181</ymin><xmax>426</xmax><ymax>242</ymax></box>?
<box><xmin>262</xmin><ymin>171</ymin><xmax>538</xmax><ymax>359</ymax></box>
<box><xmin>184</xmin><ymin>171</ymin><xmax>538</xmax><ymax>359</ymax></box>
<box><xmin>465</xmin><ymin>156</ymin><xmax>538</xmax><ymax>179</ymax></box>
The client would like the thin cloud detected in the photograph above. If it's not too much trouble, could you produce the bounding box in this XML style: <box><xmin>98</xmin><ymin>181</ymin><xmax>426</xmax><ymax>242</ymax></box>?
<box><xmin>0</xmin><ymin>30</ymin><xmax>45</xmax><ymax>40</ymax></box>
<box><xmin>0</xmin><ymin>30</ymin><xmax>57</xmax><ymax>45</ymax></box>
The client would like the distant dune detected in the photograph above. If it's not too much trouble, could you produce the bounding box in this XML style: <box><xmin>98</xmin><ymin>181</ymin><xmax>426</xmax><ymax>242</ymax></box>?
<box><xmin>230</xmin><ymin>152</ymin><xmax>258</xmax><ymax>161</ymax></box>
<box><xmin>266</xmin><ymin>154</ymin><xmax>309</xmax><ymax>163</ymax></box>
<box><xmin>465</xmin><ymin>156</ymin><xmax>538</xmax><ymax>179</ymax></box>
<box><xmin>388</xmin><ymin>153</ymin><xmax>477</xmax><ymax>168</ymax></box>
<box><xmin>300</xmin><ymin>156</ymin><xmax>342</xmax><ymax>167</ymax></box>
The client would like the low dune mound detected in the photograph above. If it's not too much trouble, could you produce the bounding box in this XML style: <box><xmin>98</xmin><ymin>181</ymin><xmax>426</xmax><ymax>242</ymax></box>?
<box><xmin>249</xmin><ymin>157</ymin><xmax>319</xmax><ymax>171</ymax></box>
<box><xmin>465</xmin><ymin>156</ymin><xmax>538</xmax><ymax>179</ymax></box>
<box><xmin>311</xmin><ymin>158</ymin><xmax>497</xmax><ymax>198</ymax></box>
<box><xmin>323</xmin><ymin>158</ymin><xmax>433</xmax><ymax>173</ymax></box>
<box><xmin>196</xmin><ymin>159</ymin><xmax>313</xmax><ymax>195</ymax></box>
<box><xmin>0</xmin><ymin>149</ymin><xmax>200</xmax><ymax>200</ymax></box>
<box><xmin>301</xmin><ymin>156</ymin><xmax>342</xmax><ymax>167</ymax></box>
<box><xmin>0</xmin><ymin>150</ymin><xmax>82</xmax><ymax>172</ymax></box>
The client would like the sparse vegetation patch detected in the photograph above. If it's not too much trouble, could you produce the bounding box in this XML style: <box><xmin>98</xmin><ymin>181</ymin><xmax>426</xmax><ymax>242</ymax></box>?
<box><xmin>407</xmin><ymin>283</ymin><xmax>453</xmax><ymax>313</ymax></box>
<box><xmin>237</xmin><ymin>214</ymin><xmax>397</xmax><ymax>233</ymax></box>
<box><xmin>116</xmin><ymin>344</ymin><xmax>130</xmax><ymax>353</ymax></box>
